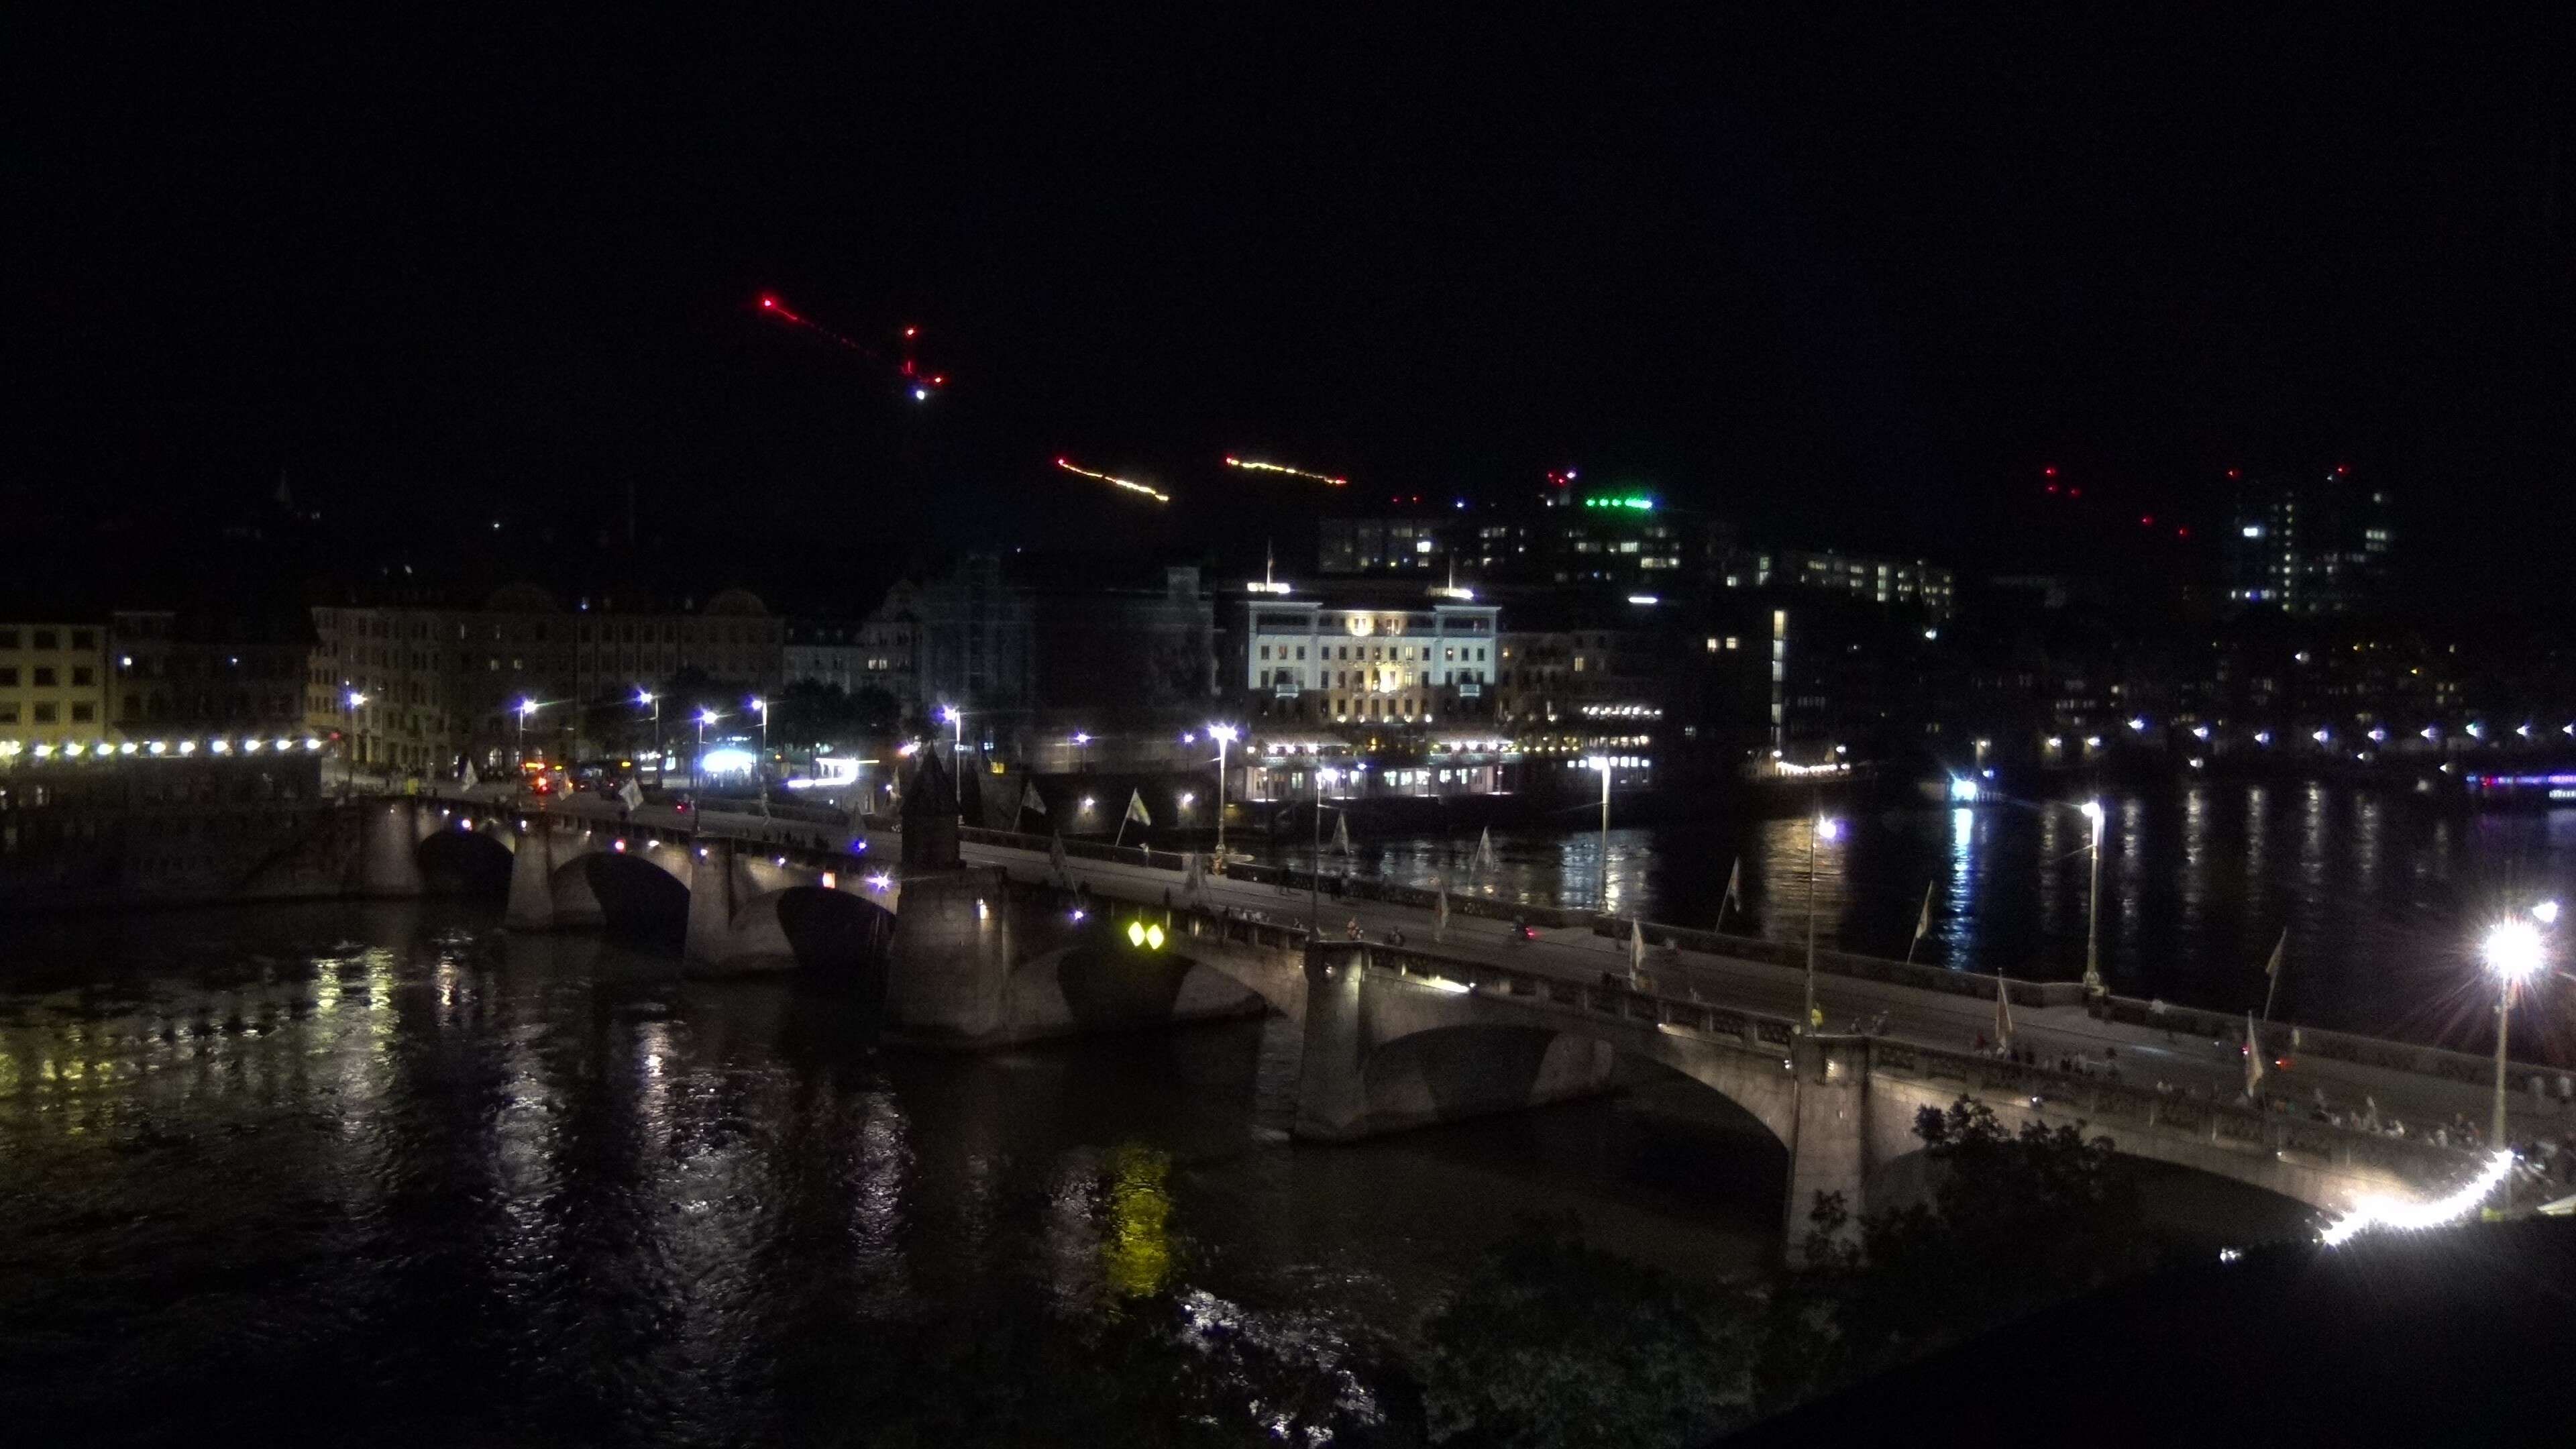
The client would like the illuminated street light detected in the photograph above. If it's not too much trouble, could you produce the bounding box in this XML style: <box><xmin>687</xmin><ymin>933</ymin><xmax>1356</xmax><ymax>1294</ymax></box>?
<box><xmin>1208</xmin><ymin>722</ymin><xmax>1240</xmax><ymax>862</ymax></box>
<box><xmin>2532</xmin><ymin>900</ymin><xmax>2560</xmax><ymax>926</ymax></box>
<box><xmin>1803</xmin><ymin>811</ymin><xmax>1844</xmax><ymax>1031</ymax></box>
<box><xmin>2482</xmin><ymin>918</ymin><xmax>2547</xmax><ymax>1154</ymax></box>
<box><xmin>2080</xmin><ymin>800</ymin><xmax>2106</xmax><ymax>995</ymax></box>
<box><xmin>2192</xmin><ymin>724</ymin><xmax>2211</xmax><ymax>740</ymax></box>
<box><xmin>515</xmin><ymin>698</ymin><xmax>540</xmax><ymax>769</ymax></box>
<box><xmin>637</xmin><ymin>689</ymin><xmax>661</xmax><ymax>780</ymax></box>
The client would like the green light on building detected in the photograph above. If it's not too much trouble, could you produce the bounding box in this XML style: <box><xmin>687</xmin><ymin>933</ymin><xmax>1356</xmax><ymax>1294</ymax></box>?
<box><xmin>1583</xmin><ymin>495</ymin><xmax>1657</xmax><ymax>511</ymax></box>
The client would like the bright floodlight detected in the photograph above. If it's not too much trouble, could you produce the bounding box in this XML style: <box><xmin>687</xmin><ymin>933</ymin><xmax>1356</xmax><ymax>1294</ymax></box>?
<box><xmin>2483</xmin><ymin>919</ymin><xmax>2545</xmax><ymax>982</ymax></box>
<box><xmin>1948</xmin><ymin>776</ymin><xmax>1980</xmax><ymax>802</ymax></box>
<box><xmin>2080</xmin><ymin>799</ymin><xmax>2105</xmax><ymax>824</ymax></box>
<box><xmin>636</xmin><ymin>688</ymin><xmax>653</xmax><ymax>705</ymax></box>
<box><xmin>2128</xmin><ymin>716</ymin><xmax>2147</xmax><ymax>731</ymax></box>
<box><xmin>346</xmin><ymin>690</ymin><xmax>368</xmax><ymax>708</ymax></box>
<box><xmin>1208</xmin><ymin>722</ymin><xmax>1239</xmax><ymax>743</ymax></box>
<box><xmin>1816</xmin><ymin>817</ymin><xmax>1844</xmax><ymax>843</ymax></box>
<box><xmin>2533</xmin><ymin>900</ymin><xmax>2562</xmax><ymax>926</ymax></box>
<box><xmin>698</xmin><ymin>708</ymin><xmax>718</xmax><ymax>726</ymax></box>
<box><xmin>517</xmin><ymin>698</ymin><xmax>537</xmax><ymax>718</ymax></box>
<box><xmin>938</xmin><ymin>704</ymin><xmax>959</xmax><ymax>724</ymax></box>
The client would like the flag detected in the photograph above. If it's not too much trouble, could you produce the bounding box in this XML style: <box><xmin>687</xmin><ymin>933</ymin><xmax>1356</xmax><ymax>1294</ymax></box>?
<box><xmin>1721</xmin><ymin>856</ymin><xmax>1742</xmax><ymax>916</ymax></box>
<box><xmin>1474</xmin><ymin>826</ymin><xmax>1497</xmax><ymax>871</ymax></box>
<box><xmin>1124</xmin><ymin>789</ymin><xmax>1152</xmax><ymax>827</ymax></box>
<box><xmin>1629</xmin><ymin>918</ymin><xmax>1645</xmax><ymax>976</ymax></box>
<box><xmin>1049</xmin><ymin>832</ymin><xmax>1069</xmax><ymax>882</ymax></box>
<box><xmin>1436</xmin><ymin>882</ymin><xmax>1450</xmax><ymax>943</ymax></box>
<box><xmin>1994</xmin><ymin>971</ymin><xmax>2012</xmax><ymax>1051</ymax></box>
<box><xmin>2245</xmin><ymin>1012</ymin><xmax>2266</xmax><ymax>1097</ymax></box>
<box><xmin>1912</xmin><ymin>883</ymin><xmax>1934</xmax><ymax>944</ymax></box>
<box><xmin>461</xmin><ymin>761</ymin><xmax>479</xmax><ymax>790</ymax></box>
<box><xmin>1022</xmin><ymin>782</ymin><xmax>1047</xmax><ymax>816</ymax></box>
<box><xmin>1332</xmin><ymin>810</ymin><xmax>1352</xmax><ymax>855</ymax></box>
<box><xmin>617</xmin><ymin>777</ymin><xmax>644</xmax><ymax>813</ymax></box>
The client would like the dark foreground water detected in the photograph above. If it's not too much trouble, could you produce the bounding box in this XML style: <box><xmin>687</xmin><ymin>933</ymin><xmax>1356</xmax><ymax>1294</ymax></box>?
<box><xmin>1268</xmin><ymin>782</ymin><xmax>2576</xmax><ymax>1054</ymax></box>
<box><xmin>2</xmin><ymin>901</ymin><xmax>1818</xmax><ymax>1445</ymax></box>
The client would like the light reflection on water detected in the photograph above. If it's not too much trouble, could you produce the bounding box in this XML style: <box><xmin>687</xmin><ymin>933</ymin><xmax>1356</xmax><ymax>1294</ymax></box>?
<box><xmin>0</xmin><ymin>901</ymin><xmax>1784</xmax><ymax>1443</ymax></box>
<box><xmin>1291</xmin><ymin>782</ymin><xmax>2575</xmax><ymax>1042</ymax></box>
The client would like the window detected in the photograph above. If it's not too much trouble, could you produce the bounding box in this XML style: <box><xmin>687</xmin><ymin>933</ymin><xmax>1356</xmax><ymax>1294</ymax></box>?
<box><xmin>0</xmin><ymin>704</ymin><xmax>15</xmax><ymax>722</ymax></box>
<box><xmin>71</xmin><ymin>702</ymin><xmax>94</xmax><ymax>722</ymax></box>
<box><xmin>34</xmin><ymin>631</ymin><xmax>58</xmax><ymax>650</ymax></box>
<box><xmin>34</xmin><ymin>702</ymin><xmax>58</xmax><ymax>723</ymax></box>
<box><xmin>1259</xmin><ymin>645</ymin><xmax>1271</xmax><ymax>660</ymax></box>
<box><xmin>34</xmin><ymin>667</ymin><xmax>57</xmax><ymax>687</ymax></box>
<box><xmin>72</xmin><ymin>667</ymin><xmax>93</xmax><ymax>686</ymax></box>
<box><xmin>0</xmin><ymin>630</ymin><xmax>15</xmax><ymax>649</ymax></box>
<box><xmin>0</xmin><ymin>667</ymin><xmax>13</xmax><ymax>687</ymax></box>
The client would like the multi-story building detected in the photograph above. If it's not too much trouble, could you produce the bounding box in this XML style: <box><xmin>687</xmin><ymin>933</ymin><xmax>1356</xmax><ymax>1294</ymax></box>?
<box><xmin>1240</xmin><ymin>591</ymin><xmax>1499</xmax><ymax>729</ymax></box>
<box><xmin>0</xmin><ymin>620</ymin><xmax>110</xmax><ymax>758</ymax></box>
<box><xmin>2224</xmin><ymin>468</ymin><xmax>2394</xmax><ymax>615</ymax></box>
<box><xmin>110</xmin><ymin>608</ymin><xmax>311</xmax><ymax>742</ymax></box>
<box><xmin>784</xmin><ymin>615</ymin><xmax>918</xmax><ymax>716</ymax></box>
<box><xmin>1721</xmin><ymin>547</ymin><xmax>1956</xmax><ymax>621</ymax></box>
<box><xmin>902</xmin><ymin>555</ymin><xmax>1218</xmax><ymax>751</ymax></box>
<box><xmin>307</xmin><ymin>586</ymin><xmax>788</xmax><ymax>777</ymax></box>
<box><xmin>1322</xmin><ymin>485</ymin><xmax>1731</xmax><ymax>594</ymax></box>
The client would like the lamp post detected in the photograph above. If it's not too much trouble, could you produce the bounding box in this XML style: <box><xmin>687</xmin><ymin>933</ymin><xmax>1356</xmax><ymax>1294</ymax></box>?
<box><xmin>1587</xmin><ymin>755</ymin><xmax>1613</xmax><ymax>912</ymax></box>
<box><xmin>515</xmin><ymin>698</ymin><xmax>539</xmax><ymax>771</ymax></box>
<box><xmin>343</xmin><ymin>689</ymin><xmax>367</xmax><ymax>796</ymax></box>
<box><xmin>938</xmin><ymin>704</ymin><xmax>965</xmax><ymax>821</ymax></box>
<box><xmin>1209</xmin><ymin>722</ymin><xmax>1238</xmax><ymax>863</ymax></box>
<box><xmin>1073</xmin><ymin>731</ymin><xmax>1091</xmax><ymax>772</ymax></box>
<box><xmin>637</xmin><ymin>689</ymin><xmax>661</xmax><ymax>783</ymax></box>
<box><xmin>695</xmin><ymin>708</ymin><xmax>718</xmax><ymax>794</ymax></box>
<box><xmin>1311</xmin><ymin>766</ymin><xmax>1330</xmax><ymax>937</ymax></box>
<box><xmin>2080</xmin><ymin>799</ymin><xmax>2106</xmax><ymax>996</ymax></box>
<box><xmin>2481</xmin><ymin>916</ymin><xmax>2546</xmax><ymax>1155</ymax></box>
<box><xmin>1804</xmin><ymin>812</ymin><xmax>1843</xmax><ymax>1032</ymax></box>
<box><xmin>749</xmin><ymin>696</ymin><xmax>771</xmax><ymax>819</ymax></box>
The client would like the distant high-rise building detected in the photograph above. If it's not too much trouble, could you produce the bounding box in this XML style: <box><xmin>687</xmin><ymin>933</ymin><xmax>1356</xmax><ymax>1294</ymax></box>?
<box><xmin>2223</xmin><ymin>469</ymin><xmax>2393</xmax><ymax>614</ymax></box>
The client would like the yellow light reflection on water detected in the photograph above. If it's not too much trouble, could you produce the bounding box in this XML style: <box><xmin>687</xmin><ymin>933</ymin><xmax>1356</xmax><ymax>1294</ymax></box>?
<box><xmin>1102</xmin><ymin>1143</ymin><xmax>1174</xmax><ymax>1299</ymax></box>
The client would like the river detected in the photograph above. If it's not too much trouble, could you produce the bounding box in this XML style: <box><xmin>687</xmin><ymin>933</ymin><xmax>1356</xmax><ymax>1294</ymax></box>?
<box><xmin>0</xmin><ymin>900</ymin><xmax>1794</xmax><ymax>1444</ymax></box>
<box><xmin>1263</xmin><ymin>781</ymin><xmax>2576</xmax><ymax>1053</ymax></box>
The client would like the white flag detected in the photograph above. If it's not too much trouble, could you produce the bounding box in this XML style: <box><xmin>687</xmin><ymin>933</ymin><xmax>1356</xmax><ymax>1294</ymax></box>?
<box><xmin>1722</xmin><ymin>856</ymin><xmax>1742</xmax><ymax>914</ymax></box>
<box><xmin>1022</xmin><ymin>782</ymin><xmax>1047</xmax><ymax>816</ymax></box>
<box><xmin>617</xmin><ymin>777</ymin><xmax>644</xmax><ymax>813</ymax></box>
<box><xmin>1436</xmin><ymin>882</ymin><xmax>1450</xmax><ymax>943</ymax></box>
<box><xmin>462</xmin><ymin>761</ymin><xmax>479</xmax><ymax>790</ymax></box>
<box><xmin>1629</xmin><ymin>918</ymin><xmax>1645</xmax><ymax>975</ymax></box>
<box><xmin>1474</xmin><ymin>826</ymin><xmax>1497</xmax><ymax>871</ymax></box>
<box><xmin>1913</xmin><ymin>883</ymin><xmax>1934</xmax><ymax>943</ymax></box>
<box><xmin>2262</xmin><ymin>929</ymin><xmax>2286</xmax><ymax>978</ymax></box>
<box><xmin>1332</xmin><ymin>810</ymin><xmax>1352</xmax><ymax>855</ymax></box>
<box><xmin>2245</xmin><ymin>1012</ymin><xmax>2267</xmax><ymax>1097</ymax></box>
<box><xmin>1124</xmin><ymin>789</ymin><xmax>1152</xmax><ymax>828</ymax></box>
<box><xmin>1994</xmin><ymin>971</ymin><xmax>2013</xmax><ymax>1049</ymax></box>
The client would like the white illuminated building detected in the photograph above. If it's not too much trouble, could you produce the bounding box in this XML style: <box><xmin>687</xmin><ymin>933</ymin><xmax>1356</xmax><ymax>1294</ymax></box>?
<box><xmin>1244</xmin><ymin>596</ymin><xmax>1500</xmax><ymax>728</ymax></box>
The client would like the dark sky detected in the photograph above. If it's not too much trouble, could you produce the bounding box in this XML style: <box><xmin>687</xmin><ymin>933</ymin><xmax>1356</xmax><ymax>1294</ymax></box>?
<box><xmin>12</xmin><ymin>9</ymin><xmax>2570</xmax><ymax>614</ymax></box>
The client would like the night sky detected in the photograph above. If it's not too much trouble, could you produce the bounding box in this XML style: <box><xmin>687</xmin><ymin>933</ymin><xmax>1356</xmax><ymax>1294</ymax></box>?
<box><xmin>13</xmin><ymin>10</ymin><xmax>2569</xmax><ymax>614</ymax></box>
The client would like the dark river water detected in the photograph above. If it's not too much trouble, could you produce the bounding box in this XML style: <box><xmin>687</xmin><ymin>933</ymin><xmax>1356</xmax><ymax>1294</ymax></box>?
<box><xmin>0</xmin><ymin>902</ymin><xmax>1793</xmax><ymax>1445</ymax></box>
<box><xmin>1270</xmin><ymin>782</ymin><xmax>2576</xmax><ymax>1057</ymax></box>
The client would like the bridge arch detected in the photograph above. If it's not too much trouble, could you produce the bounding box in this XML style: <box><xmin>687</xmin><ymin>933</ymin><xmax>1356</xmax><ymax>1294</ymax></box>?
<box><xmin>565</xmin><ymin>847</ymin><xmax>693</xmax><ymax>941</ymax></box>
<box><xmin>415</xmin><ymin>824</ymin><xmax>513</xmax><ymax>896</ymax></box>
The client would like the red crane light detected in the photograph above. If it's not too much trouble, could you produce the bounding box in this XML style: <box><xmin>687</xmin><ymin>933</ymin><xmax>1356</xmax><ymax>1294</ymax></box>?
<box><xmin>2068</xmin><ymin>486</ymin><xmax>2082</xmax><ymax>498</ymax></box>
<box><xmin>2140</xmin><ymin>514</ymin><xmax>2155</xmax><ymax>527</ymax></box>
<box><xmin>2043</xmin><ymin>466</ymin><xmax>2057</xmax><ymax>477</ymax></box>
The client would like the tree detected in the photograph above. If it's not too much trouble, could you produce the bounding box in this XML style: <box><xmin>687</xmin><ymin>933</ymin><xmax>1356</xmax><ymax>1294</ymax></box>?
<box><xmin>1420</xmin><ymin>1216</ymin><xmax>1750</xmax><ymax>1448</ymax></box>
<box><xmin>1761</xmin><ymin>1097</ymin><xmax>2145</xmax><ymax>1407</ymax></box>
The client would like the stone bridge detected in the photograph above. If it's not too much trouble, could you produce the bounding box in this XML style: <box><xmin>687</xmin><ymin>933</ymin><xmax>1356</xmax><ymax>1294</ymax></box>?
<box><xmin>1273</xmin><ymin>941</ymin><xmax>2487</xmax><ymax>1251</ymax></box>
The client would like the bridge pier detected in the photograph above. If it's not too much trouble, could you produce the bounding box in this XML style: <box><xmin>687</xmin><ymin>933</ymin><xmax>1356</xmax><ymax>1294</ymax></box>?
<box><xmin>354</xmin><ymin>797</ymin><xmax>429</xmax><ymax>898</ymax></box>
<box><xmin>1782</xmin><ymin>1036</ymin><xmax>1872</xmax><ymax>1260</ymax></box>
<box><xmin>684</xmin><ymin>837</ymin><xmax>739</xmax><ymax>966</ymax></box>
<box><xmin>881</xmin><ymin>867</ymin><xmax>1016</xmax><ymax>1040</ymax></box>
<box><xmin>504</xmin><ymin>818</ymin><xmax>561</xmax><ymax>930</ymax></box>
<box><xmin>1292</xmin><ymin>945</ymin><xmax>1371</xmax><ymax>1140</ymax></box>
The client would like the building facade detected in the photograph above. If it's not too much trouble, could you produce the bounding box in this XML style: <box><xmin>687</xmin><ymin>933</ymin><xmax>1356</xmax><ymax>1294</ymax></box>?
<box><xmin>1242</xmin><ymin>596</ymin><xmax>1499</xmax><ymax>728</ymax></box>
<box><xmin>0</xmin><ymin>621</ymin><xmax>110</xmax><ymax>758</ymax></box>
<box><xmin>2224</xmin><ymin>470</ymin><xmax>2394</xmax><ymax>614</ymax></box>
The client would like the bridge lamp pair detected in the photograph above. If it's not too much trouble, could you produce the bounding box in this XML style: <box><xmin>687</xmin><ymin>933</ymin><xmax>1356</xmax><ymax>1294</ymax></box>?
<box><xmin>1126</xmin><ymin>919</ymin><xmax>1168</xmax><ymax>951</ymax></box>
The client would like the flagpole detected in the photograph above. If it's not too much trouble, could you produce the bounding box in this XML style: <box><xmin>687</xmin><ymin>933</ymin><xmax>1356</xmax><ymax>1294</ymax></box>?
<box><xmin>1904</xmin><ymin>881</ymin><xmax>1934</xmax><ymax>964</ymax></box>
<box><xmin>2260</xmin><ymin>928</ymin><xmax>2286</xmax><ymax>1022</ymax></box>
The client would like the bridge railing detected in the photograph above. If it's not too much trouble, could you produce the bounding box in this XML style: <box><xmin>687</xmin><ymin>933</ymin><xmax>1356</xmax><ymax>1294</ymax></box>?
<box><xmin>1337</xmin><ymin>940</ymin><xmax>1805</xmax><ymax>1052</ymax></box>
<box><xmin>1870</xmin><ymin>1038</ymin><xmax>2484</xmax><ymax>1185</ymax></box>
<box><xmin>2098</xmin><ymin>994</ymin><xmax>2576</xmax><ymax>1104</ymax></box>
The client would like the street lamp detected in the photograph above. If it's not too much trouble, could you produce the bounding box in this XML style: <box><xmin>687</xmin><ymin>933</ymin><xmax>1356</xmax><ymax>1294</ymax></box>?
<box><xmin>515</xmin><ymin>698</ymin><xmax>539</xmax><ymax>769</ymax></box>
<box><xmin>1073</xmin><ymin>731</ymin><xmax>1092</xmax><ymax>771</ymax></box>
<box><xmin>695</xmin><ymin>707</ymin><xmax>718</xmax><ymax>794</ymax></box>
<box><xmin>1804</xmin><ymin>814</ymin><xmax>1844</xmax><ymax>1031</ymax></box>
<box><xmin>2080</xmin><ymin>799</ymin><xmax>2106</xmax><ymax>995</ymax></box>
<box><xmin>342</xmin><ymin>690</ymin><xmax>368</xmax><ymax>794</ymax></box>
<box><xmin>637</xmin><ymin>689</ymin><xmax>661</xmax><ymax>782</ymax></box>
<box><xmin>2482</xmin><ymin>918</ymin><xmax>2545</xmax><ymax>1155</ymax></box>
<box><xmin>749</xmin><ymin>696</ymin><xmax>772</xmax><ymax>818</ymax></box>
<box><xmin>1208</xmin><ymin>722</ymin><xmax>1238</xmax><ymax>862</ymax></box>
<box><xmin>1587</xmin><ymin>755</ymin><xmax>1613</xmax><ymax>912</ymax></box>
